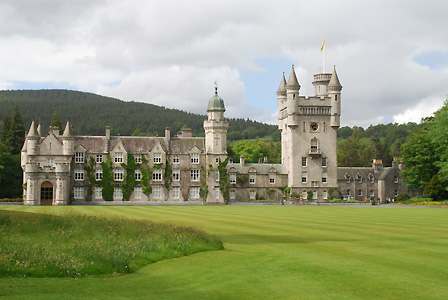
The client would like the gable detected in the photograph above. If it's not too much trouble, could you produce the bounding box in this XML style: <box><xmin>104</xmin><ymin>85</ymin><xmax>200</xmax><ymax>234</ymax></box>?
<box><xmin>39</xmin><ymin>134</ymin><xmax>63</xmax><ymax>155</ymax></box>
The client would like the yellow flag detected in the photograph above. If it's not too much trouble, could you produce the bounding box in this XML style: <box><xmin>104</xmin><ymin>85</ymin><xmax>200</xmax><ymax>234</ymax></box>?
<box><xmin>321</xmin><ymin>40</ymin><xmax>325</xmax><ymax>51</ymax></box>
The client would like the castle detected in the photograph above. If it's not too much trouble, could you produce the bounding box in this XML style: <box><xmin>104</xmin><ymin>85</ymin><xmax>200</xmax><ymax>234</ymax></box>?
<box><xmin>21</xmin><ymin>66</ymin><xmax>409</xmax><ymax>205</ymax></box>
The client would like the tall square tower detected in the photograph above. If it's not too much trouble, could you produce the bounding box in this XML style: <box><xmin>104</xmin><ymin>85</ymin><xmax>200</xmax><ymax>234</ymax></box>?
<box><xmin>277</xmin><ymin>66</ymin><xmax>342</xmax><ymax>200</ymax></box>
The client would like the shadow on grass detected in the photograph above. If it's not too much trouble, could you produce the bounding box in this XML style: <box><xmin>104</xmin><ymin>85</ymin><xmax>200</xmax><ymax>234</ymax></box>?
<box><xmin>219</xmin><ymin>233</ymin><xmax>347</xmax><ymax>245</ymax></box>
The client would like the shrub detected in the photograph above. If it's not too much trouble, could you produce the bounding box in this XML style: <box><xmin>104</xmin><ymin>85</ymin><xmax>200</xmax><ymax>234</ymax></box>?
<box><xmin>396</xmin><ymin>193</ymin><xmax>411</xmax><ymax>203</ymax></box>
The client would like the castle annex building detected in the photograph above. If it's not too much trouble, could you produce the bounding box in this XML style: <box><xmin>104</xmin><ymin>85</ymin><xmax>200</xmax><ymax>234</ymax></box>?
<box><xmin>21</xmin><ymin>66</ymin><xmax>406</xmax><ymax>205</ymax></box>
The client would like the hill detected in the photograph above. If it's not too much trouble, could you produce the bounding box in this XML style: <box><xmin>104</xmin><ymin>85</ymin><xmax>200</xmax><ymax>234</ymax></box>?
<box><xmin>0</xmin><ymin>89</ymin><xmax>279</xmax><ymax>141</ymax></box>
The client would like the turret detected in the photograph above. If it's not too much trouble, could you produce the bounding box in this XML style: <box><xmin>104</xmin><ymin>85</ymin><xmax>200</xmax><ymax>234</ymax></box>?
<box><xmin>62</xmin><ymin>121</ymin><xmax>74</xmax><ymax>156</ymax></box>
<box><xmin>328</xmin><ymin>67</ymin><xmax>342</xmax><ymax>128</ymax></box>
<box><xmin>277</xmin><ymin>73</ymin><xmax>287</xmax><ymax>130</ymax></box>
<box><xmin>203</xmin><ymin>86</ymin><xmax>228</xmax><ymax>154</ymax></box>
<box><xmin>285</xmin><ymin>66</ymin><xmax>300</xmax><ymax>127</ymax></box>
<box><xmin>26</xmin><ymin>121</ymin><xmax>39</xmax><ymax>156</ymax></box>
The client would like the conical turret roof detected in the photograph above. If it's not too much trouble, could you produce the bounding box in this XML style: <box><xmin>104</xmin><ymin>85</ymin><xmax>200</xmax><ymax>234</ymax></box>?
<box><xmin>286</xmin><ymin>65</ymin><xmax>300</xmax><ymax>90</ymax></box>
<box><xmin>276</xmin><ymin>73</ymin><xmax>287</xmax><ymax>95</ymax></box>
<box><xmin>36</xmin><ymin>122</ymin><xmax>43</xmax><ymax>137</ymax></box>
<box><xmin>27</xmin><ymin>121</ymin><xmax>38</xmax><ymax>138</ymax></box>
<box><xmin>62</xmin><ymin>121</ymin><xmax>74</xmax><ymax>138</ymax></box>
<box><xmin>328</xmin><ymin>67</ymin><xmax>342</xmax><ymax>90</ymax></box>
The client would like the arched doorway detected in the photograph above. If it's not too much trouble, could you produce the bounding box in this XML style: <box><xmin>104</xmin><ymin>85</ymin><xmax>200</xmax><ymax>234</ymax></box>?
<box><xmin>40</xmin><ymin>181</ymin><xmax>53</xmax><ymax>205</ymax></box>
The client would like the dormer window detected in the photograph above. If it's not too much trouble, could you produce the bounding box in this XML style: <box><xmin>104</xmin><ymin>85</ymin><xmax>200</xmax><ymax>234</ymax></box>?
<box><xmin>75</xmin><ymin>152</ymin><xmax>84</xmax><ymax>163</ymax></box>
<box><xmin>115</xmin><ymin>152</ymin><xmax>123</xmax><ymax>163</ymax></box>
<box><xmin>191</xmin><ymin>154</ymin><xmax>199</xmax><ymax>164</ymax></box>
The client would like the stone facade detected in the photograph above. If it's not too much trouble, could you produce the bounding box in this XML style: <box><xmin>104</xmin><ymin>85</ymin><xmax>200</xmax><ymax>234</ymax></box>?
<box><xmin>21</xmin><ymin>65</ymin><xmax>409</xmax><ymax>205</ymax></box>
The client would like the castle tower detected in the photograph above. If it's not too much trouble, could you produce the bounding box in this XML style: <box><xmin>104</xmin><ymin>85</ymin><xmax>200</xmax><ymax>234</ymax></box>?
<box><xmin>62</xmin><ymin>121</ymin><xmax>74</xmax><ymax>156</ymax></box>
<box><xmin>278</xmin><ymin>65</ymin><xmax>342</xmax><ymax>200</ymax></box>
<box><xmin>203</xmin><ymin>86</ymin><xmax>228</xmax><ymax>204</ymax></box>
<box><xmin>203</xmin><ymin>86</ymin><xmax>229</xmax><ymax>156</ymax></box>
<box><xmin>26</xmin><ymin>121</ymin><xmax>39</xmax><ymax>156</ymax></box>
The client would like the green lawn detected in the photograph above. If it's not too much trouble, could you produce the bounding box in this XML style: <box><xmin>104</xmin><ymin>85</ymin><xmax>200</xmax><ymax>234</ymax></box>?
<box><xmin>0</xmin><ymin>206</ymin><xmax>447</xmax><ymax>300</ymax></box>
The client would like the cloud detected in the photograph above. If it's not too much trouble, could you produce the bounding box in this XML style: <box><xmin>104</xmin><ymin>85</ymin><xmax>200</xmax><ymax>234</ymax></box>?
<box><xmin>393</xmin><ymin>96</ymin><xmax>445</xmax><ymax>124</ymax></box>
<box><xmin>0</xmin><ymin>0</ymin><xmax>448</xmax><ymax>127</ymax></box>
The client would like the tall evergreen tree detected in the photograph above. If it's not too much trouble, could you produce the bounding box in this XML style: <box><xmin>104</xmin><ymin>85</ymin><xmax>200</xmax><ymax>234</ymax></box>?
<box><xmin>51</xmin><ymin>112</ymin><xmax>63</xmax><ymax>134</ymax></box>
<box><xmin>1</xmin><ymin>114</ymin><xmax>11</xmax><ymax>145</ymax></box>
<box><xmin>6</xmin><ymin>104</ymin><xmax>25</xmax><ymax>155</ymax></box>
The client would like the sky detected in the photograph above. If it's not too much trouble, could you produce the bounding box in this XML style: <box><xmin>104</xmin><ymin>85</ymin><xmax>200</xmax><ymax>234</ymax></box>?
<box><xmin>1</xmin><ymin>0</ymin><xmax>447</xmax><ymax>128</ymax></box>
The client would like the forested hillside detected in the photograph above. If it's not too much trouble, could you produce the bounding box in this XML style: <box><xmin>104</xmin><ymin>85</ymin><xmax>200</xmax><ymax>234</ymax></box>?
<box><xmin>0</xmin><ymin>90</ymin><xmax>279</xmax><ymax>141</ymax></box>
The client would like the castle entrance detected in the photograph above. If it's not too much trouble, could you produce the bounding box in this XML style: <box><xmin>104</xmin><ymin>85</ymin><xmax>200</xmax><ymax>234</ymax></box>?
<box><xmin>40</xmin><ymin>181</ymin><xmax>53</xmax><ymax>205</ymax></box>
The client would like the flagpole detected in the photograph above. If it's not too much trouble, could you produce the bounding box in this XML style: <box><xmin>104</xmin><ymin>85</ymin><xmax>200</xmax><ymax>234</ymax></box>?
<box><xmin>323</xmin><ymin>40</ymin><xmax>326</xmax><ymax>73</ymax></box>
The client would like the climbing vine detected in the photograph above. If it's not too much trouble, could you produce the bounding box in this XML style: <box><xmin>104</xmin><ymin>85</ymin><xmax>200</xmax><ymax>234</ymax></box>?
<box><xmin>218</xmin><ymin>158</ymin><xmax>228</xmax><ymax>202</ymax></box>
<box><xmin>141</xmin><ymin>156</ymin><xmax>153</xmax><ymax>196</ymax></box>
<box><xmin>84</xmin><ymin>156</ymin><xmax>96</xmax><ymax>201</ymax></box>
<box><xmin>121</xmin><ymin>154</ymin><xmax>137</xmax><ymax>201</ymax></box>
<box><xmin>100</xmin><ymin>155</ymin><xmax>114</xmax><ymax>201</ymax></box>
<box><xmin>164</xmin><ymin>159</ymin><xmax>172</xmax><ymax>190</ymax></box>
<box><xmin>200</xmin><ymin>166</ymin><xmax>208</xmax><ymax>199</ymax></box>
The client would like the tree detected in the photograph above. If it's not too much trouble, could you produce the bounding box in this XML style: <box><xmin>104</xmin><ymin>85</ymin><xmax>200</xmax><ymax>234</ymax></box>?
<box><xmin>51</xmin><ymin>112</ymin><xmax>63</xmax><ymax>134</ymax></box>
<box><xmin>6</xmin><ymin>105</ymin><xmax>25</xmax><ymax>155</ymax></box>
<box><xmin>401</xmin><ymin>128</ymin><xmax>438</xmax><ymax>190</ymax></box>
<box><xmin>423</xmin><ymin>175</ymin><xmax>448</xmax><ymax>200</ymax></box>
<box><xmin>427</xmin><ymin>100</ymin><xmax>448</xmax><ymax>185</ymax></box>
<box><xmin>1</xmin><ymin>114</ymin><xmax>11</xmax><ymax>146</ymax></box>
<box><xmin>0</xmin><ymin>144</ymin><xmax>22</xmax><ymax>198</ymax></box>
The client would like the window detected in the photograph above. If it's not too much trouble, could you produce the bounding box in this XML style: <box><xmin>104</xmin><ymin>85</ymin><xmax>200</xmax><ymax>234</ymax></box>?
<box><xmin>249</xmin><ymin>174</ymin><xmax>255</xmax><ymax>184</ymax></box>
<box><xmin>322</xmin><ymin>172</ymin><xmax>327</xmax><ymax>183</ymax></box>
<box><xmin>215</xmin><ymin>187</ymin><xmax>220</xmax><ymax>199</ymax></box>
<box><xmin>191</xmin><ymin>153</ymin><xmax>199</xmax><ymax>164</ymax></box>
<box><xmin>216</xmin><ymin>157</ymin><xmax>220</xmax><ymax>164</ymax></box>
<box><xmin>250</xmin><ymin>190</ymin><xmax>256</xmax><ymax>199</ymax></box>
<box><xmin>394</xmin><ymin>189</ymin><xmax>398</xmax><ymax>197</ymax></box>
<box><xmin>190</xmin><ymin>169</ymin><xmax>200</xmax><ymax>181</ymax></box>
<box><xmin>311</xmin><ymin>138</ymin><xmax>319</xmax><ymax>153</ymax></box>
<box><xmin>357</xmin><ymin>176</ymin><xmax>362</xmax><ymax>183</ymax></box>
<box><xmin>322</xmin><ymin>157</ymin><xmax>327</xmax><ymax>167</ymax></box>
<box><xmin>335</xmin><ymin>95</ymin><xmax>338</xmax><ymax>101</ymax></box>
<box><xmin>173</xmin><ymin>169</ymin><xmax>180</xmax><ymax>181</ymax></box>
<box><xmin>190</xmin><ymin>187</ymin><xmax>200</xmax><ymax>199</ymax></box>
<box><xmin>75</xmin><ymin>169</ymin><xmax>84</xmax><ymax>181</ymax></box>
<box><xmin>370</xmin><ymin>190</ymin><xmax>374</xmax><ymax>198</ymax></box>
<box><xmin>113</xmin><ymin>187</ymin><xmax>122</xmax><ymax>199</ymax></box>
<box><xmin>95</xmin><ymin>169</ymin><xmax>103</xmax><ymax>181</ymax></box>
<box><xmin>215</xmin><ymin>170</ymin><xmax>219</xmax><ymax>182</ymax></box>
<box><xmin>96</xmin><ymin>155</ymin><xmax>103</xmax><ymax>163</ymax></box>
<box><xmin>115</xmin><ymin>152</ymin><xmax>123</xmax><ymax>163</ymax></box>
<box><xmin>269</xmin><ymin>174</ymin><xmax>275</xmax><ymax>184</ymax></box>
<box><xmin>75</xmin><ymin>152</ymin><xmax>84</xmax><ymax>163</ymax></box>
<box><xmin>302</xmin><ymin>157</ymin><xmax>307</xmax><ymax>167</ymax></box>
<box><xmin>114</xmin><ymin>169</ymin><xmax>124</xmax><ymax>181</ymax></box>
<box><xmin>230</xmin><ymin>190</ymin><xmax>236</xmax><ymax>199</ymax></box>
<box><xmin>135</xmin><ymin>169</ymin><xmax>142</xmax><ymax>181</ymax></box>
<box><xmin>47</xmin><ymin>159</ymin><xmax>54</xmax><ymax>167</ymax></box>
<box><xmin>346</xmin><ymin>176</ymin><xmax>351</xmax><ymax>184</ymax></box>
<box><xmin>153</xmin><ymin>187</ymin><xmax>162</xmax><ymax>199</ymax></box>
<box><xmin>153</xmin><ymin>153</ymin><xmax>162</xmax><ymax>163</ymax></box>
<box><xmin>394</xmin><ymin>176</ymin><xmax>398</xmax><ymax>183</ymax></box>
<box><xmin>153</xmin><ymin>169</ymin><xmax>162</xmax><ymax>181</ymax></box>
<box><xmin>369</xmin><ymin>174</ymin><xmax>374</xmax><ymax>183</ymax></box>
<box><xmin>323</xmin><ymin>190</ymin><xmax>328</xmax><ymax>200</ymax></box>
<box><xmin>135</xmin><ymin>155</ymin><xmax>142</xmax><ymax>164</ymax></box>
<box><xmin>173</xmin><ymin>156</ymin><xmax>180</xmax><ymax>164</ymax></box>
<box><xmin>346</xmin><ymin>189</ymin><xmax>351</xmax><ymax>197</ymax></box>
<box><xmin>358</xmin><ymin>190</ymin><xmax>362</xmax><ymax>196</ymax></box>
<box><xmin>313</xmin><ymin>190</ymin><xmax>317</xmax><ymax>200</ymax></box>
<box><xmin>172</xmin><ymin>186</ymin><xmax>180</xmax><ymax>199</ymax></box>
<box><xmin>95</xmin><ymin>187</ymin><xmax>102</xmax><ymax>199</ymax></box>
<box><xmin>302</xmin><ymin>172</ymin><xmax>307</xmax><ymax>183</ymax></box>
<box><xmin>74</xmin><ymin>187</ymin><xmax>84</xmax><ymax>199</ymax></box>
<box><xmin>134</xmin><ymin>187</ymin><xmax>142</xmax><ymax>199</ymax></box>
<box><xmin>323</xmin><ymin>122</ymin><xmax>327</xmax><ymax>132</ymax></box>
<box><xmin>230</xmin><ymin>173</ymin><xmax>236</xmax><ymax>184</ymax></box>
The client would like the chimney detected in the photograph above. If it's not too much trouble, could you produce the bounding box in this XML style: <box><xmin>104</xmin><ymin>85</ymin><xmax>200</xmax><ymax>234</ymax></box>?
<box><xmin>258</xmin><ymin>158</ymin><xmax>262</xmax><ymax>163</ymax></box>
<box><xmin>165</xmin><ymin>127</ymin><xmax>171</xmax><ymax>140</ymax></box>
<box><xmin>399</xmin><ymin>159</ymin><xmax>404</xmax><ymax>171</ymax></box>
<box><xmin>51</xmin><ymin>126</ymin><xmax>59</xmax><ymax>136</ymax></box>
<box><xmin>263</xmin><ymin>156</ymin><xmax>268</xmax><ymax>163</ymax></box>
<box><xmin>105</xmin><ymin>125</ymin><xmax>110</xmax><ymax>141</ymax></box>
<box><xmin>372</xmin><ymin>159</ymin><xmax>383</xmax><ymax>173</ymax></box>
<box><xmin>240</xmin><ymin>155</ymin><xmax>245</xmax><ymax>167</ymax></box>
<box><xmin>181</xmin><ymin>128</ymin><xmax>192</xmax><ymax>137</ymax></box>
<box><xmin>392</xmin><ymin>157</ymin><xmax>398</xmax><ymax>168</ymax></box>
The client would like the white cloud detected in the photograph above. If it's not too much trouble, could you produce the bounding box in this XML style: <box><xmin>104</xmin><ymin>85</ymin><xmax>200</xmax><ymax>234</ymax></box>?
<box><xmin>393</xmin><ymin>97</ymin><xmax>445</xmax><ymax>124</ymax></box>
<box><xmin>0</xmin><ymin>0</ymin><xmax>448</xmax><ymax>127</ymax></box>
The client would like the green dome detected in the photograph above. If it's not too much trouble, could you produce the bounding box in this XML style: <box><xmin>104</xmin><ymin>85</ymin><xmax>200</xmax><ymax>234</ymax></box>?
<box><xmin>207</xmin><ymin>90</ymin><xmax>226</xmax><ymax>112</ymax></box>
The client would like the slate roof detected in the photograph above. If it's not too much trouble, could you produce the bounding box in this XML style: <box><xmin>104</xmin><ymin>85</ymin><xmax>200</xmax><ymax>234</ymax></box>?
<box><xmin>110</xmin><ymin>137</ymin><xmax>168</xmax><ymax>154</ymax></box>
<box><xmin>228</xmin><ymin>163</ymin><xmax>286</xmax><ymax>175</ymax></box>
<box><xmin>75</xmin><ymin>137</ymin><xmax>108</xmax><ymax>153</ymax></box>
<box><xmin>170</xmin><ymin>137</ymin><xmax>205</xmax><ymax>154</ymax></box>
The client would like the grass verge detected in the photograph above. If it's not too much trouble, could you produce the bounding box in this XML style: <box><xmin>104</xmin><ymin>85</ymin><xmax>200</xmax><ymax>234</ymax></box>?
<box><xmin>0</xmin><ymin>210</ymin><xmax>223</xmax><ymax>278</ymax></box>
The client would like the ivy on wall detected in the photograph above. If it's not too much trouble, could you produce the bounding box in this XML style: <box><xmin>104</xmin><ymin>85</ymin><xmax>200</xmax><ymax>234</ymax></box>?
<box><xmin>141</xmin><ymin>156</ymin><xmax>153</xmax><ymax>196</ymax></box>
<box><xmin>164</xmin><ymin>159</ymin><xmax>172</xmax><ymax>190</ymax></box>
<box><xmin>84</xmin><ymin>156</ymin><xmax>96</xmax><ymax>201</ymax></box>
<box><xmin>121</xmin><ymin>154</ymin><xmax>137</xmax><ymax>201</ymax></box>
<box><xmin>100</xmin><ymin>155</ymin><xmax>114</xmax><ymax>201</ymax></box>
<box><xmin>218</xmin><ymin>158</ymin><xmax>228</xmax><ymax>202</ymax></box>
